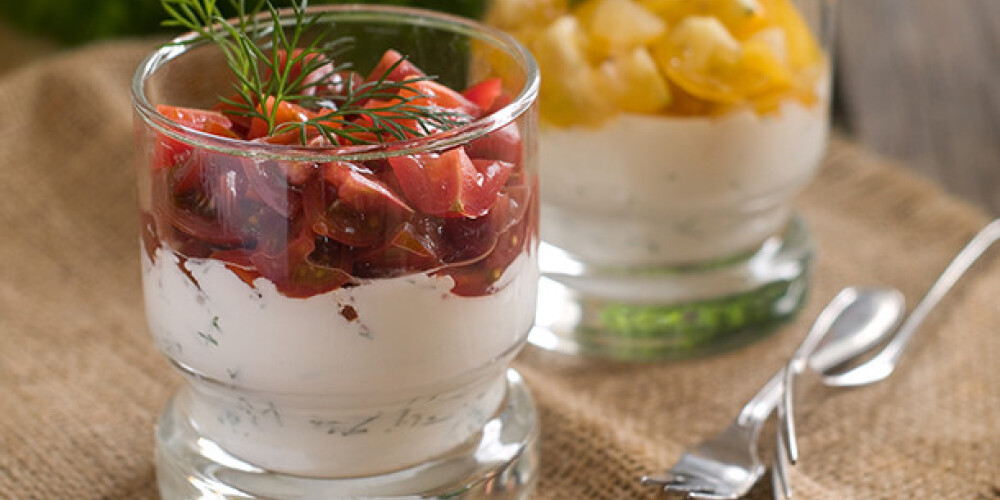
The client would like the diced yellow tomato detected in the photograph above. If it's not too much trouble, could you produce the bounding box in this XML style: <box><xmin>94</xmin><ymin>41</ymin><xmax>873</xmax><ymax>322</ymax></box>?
<box><xmin>639</xmin><ymin>0</ymin><xmax>769</xmax><ymax>38</ymax></box>
<box><xmin>597</xmin><ymin>47</ymin><xmax>672</xmax><ymax>113</ymax></box>
<box><xmin>531</xmin><ymin>15</ymin><xmax>613</xmax><ymax>126</ymax></box>
<box><xmin>748</xmin><ymin>27</ymin><xmax>788</xmax><ymax>65</ymax></box>
<box><xmin>499</xmin><ymin>0</ymin><xmax>825</xmax><ymax>124</ymax></box>
<box><xmin>759</xmin><ymin>0</ymin><xmax>822</xmax><ymax>70</ymax></box>
<box><xmin>485</xmin><ymin>0</ymin><xmax>568</xmax><ymax>30</ymax></box>
<box><xmin>574</xmin><ymin>0</ymin><xmax>666</xmax><ymax>56</ymax></box>
<box><xmin>652</xmin><ymin>16</ymin><xmax>793</xmax><ymax>104</ymax></box>
<box><xmin>651</xmin><ymin>16</ymin><xmax>744</xmax><ymax>103</ymax></box>
<box><xmin>739</xmin><ymin>38</ymin><xmax>794</xmax><ymax>93</ymax></box>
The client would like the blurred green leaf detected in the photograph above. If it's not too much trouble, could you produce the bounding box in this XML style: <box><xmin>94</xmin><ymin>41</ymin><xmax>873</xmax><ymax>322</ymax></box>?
<box><xmin>0</xmin><ymin>0</ymin><xmax>485</xmax><ymax>45</ymax></box>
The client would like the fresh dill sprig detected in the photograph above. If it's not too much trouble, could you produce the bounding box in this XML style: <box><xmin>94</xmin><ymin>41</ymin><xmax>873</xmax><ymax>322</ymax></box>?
<box><xmin>278</xmin><ymin>57</ymin><xmax>473</xmax><ymax>145</ymax></box>
<box><xmin>160</xmin><ymin>0</ymin><xmax>473</xmax><ymax>143</ymax></box>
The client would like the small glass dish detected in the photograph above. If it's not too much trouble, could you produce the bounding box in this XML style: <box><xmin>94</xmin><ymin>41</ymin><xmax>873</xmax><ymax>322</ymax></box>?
<box><xmin>486</xmin><ymin>0</ymin><xmax>834</xmax><ymax>360</ymax></box>
<box><xmin>132</xmin><ymin>5</ymin><xmax>540</xmax><ymax>498</ymax></box>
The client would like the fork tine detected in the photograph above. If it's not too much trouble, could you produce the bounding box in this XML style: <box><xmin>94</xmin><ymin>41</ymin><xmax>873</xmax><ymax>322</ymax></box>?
<box><xmin>640</xmin><ymin>472</ymin><xmax>684</xmax><ymax>486</ymax></box>
<box><xmin>771</xmin><ymin>451</ymin><xmax>790</xmax><ymax>500</ymax></box>
<box><xmin>782</xmin><ymin>367</ymin><xmax>801</xmax><ymax>465</ymax></box>
<box><xmin>773</xmin><ymin>440</ymin><xmax>792</xmax><ymax>499</ymax></box>
<box><xmin>773</xmin><ymin>404</ymin><xmax>793</xmax><ymax>499</ymax></box>
<box><xmin>682</xmin><ymin>490</ymin><xmax>722</xmax><ymax>500</ymax></box>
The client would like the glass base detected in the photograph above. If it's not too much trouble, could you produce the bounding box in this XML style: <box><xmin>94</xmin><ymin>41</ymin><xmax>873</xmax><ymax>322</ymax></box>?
<box><xmin>154</xmin><ymin>370</ymin><xmax>539</xmax><ymax>500</ymax></box>
<box><xmin>530</xmin><ymin>217</ymin><xmax>813</xmax><ymax>361</ymax></box>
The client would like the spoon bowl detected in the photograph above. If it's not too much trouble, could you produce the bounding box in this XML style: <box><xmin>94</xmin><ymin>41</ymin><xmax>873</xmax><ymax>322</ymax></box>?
<box><xmin>809</xmin><ymin>287</ymin><xmax>905</xmax><ymax>375</ymax></box>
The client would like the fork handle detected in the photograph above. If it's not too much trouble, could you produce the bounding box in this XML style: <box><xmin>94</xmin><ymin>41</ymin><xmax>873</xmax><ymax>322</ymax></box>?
<box><xmin>736</xmin><ymin>287</ymin><xmax>863</xmax><ymax>428</ymax></box>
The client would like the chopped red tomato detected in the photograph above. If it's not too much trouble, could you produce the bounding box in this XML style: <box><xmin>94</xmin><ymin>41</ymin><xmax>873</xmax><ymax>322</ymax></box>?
<box><xmin>365</xmin><ymin>49</ymin><xmax>426</xmax><ymax>83</ymax></box>
<box><xmin>462</xmin><ymin>77</ymin><xmax>503</xmax><ymax>111</ymax></box>
<box><xmin>466</xmin><ymin>122</ymin><xmax>522</xmax><ymax>165</ymax></box>
<box><xmin>408</xmin><ymin>80</ymin><xmax>482</xmax><ymax>118</ymax></box>
<box><xmin>441</xmin><ymin>185</ymin><xmax>534</xmax><ymax>296</ymax></box>
<box><xmin>240</xmin><ymin>158</ymin><xmax>305</xmax><ymax>217</ymax></box>
<box><xmin>246</xmin><ymin>97</ymin><xmax>314</xmax><ymax>140</ymax></box>
<box><xmin>211</xmin><ymin>96</ymin><xmax>254</xmax><ymax>133</ymax></box>
<box><xmin>322</xmin><ymin>162</ymin><xmax>414</xmax><ymax>214</ymax></box>
<box><xmin>153</xmin><ymin>105</ymin><xmax>237</xmax><ymax>170</ymax></box>
<box><xmin>354</xmin><ymin>218</ymin><xmax>446</xmax><ymax>278</ymax></box>
<box><xmin>302</xmin><ymin>166</ymin><xmax>412</xmax><ymax>248</ymax></box>
<box><xmin>151</xmin><ymin>159</ymin><xmax>254</xmax><ymax>247</ymax></box>
<box><xmin>157</xmin><ymin>105</ymin><xmax>234</xmax><ymax>133</ymax></box>
<box><xmin>270</xmin><ymin>49</ymin><xmax>338</xmax><ymax>97</ymax></box>
<box><xmin>387</xmin><ymin>147</ymin><xmax>513</xmax><ymax>218</ymax></box>
<box><xmin>359</xmin><ymin>79</ymin><xmax>482</xmax><ymax>139</ymax></box>
<box><xmin>250</xmin><ymin>227</ymin><xmax>353</xmax><ymax>298</ymax></box>
<box><xmin>148</xmin><ymin>49</ymin><xmax>533</xmax><ymax>298</ymax></box>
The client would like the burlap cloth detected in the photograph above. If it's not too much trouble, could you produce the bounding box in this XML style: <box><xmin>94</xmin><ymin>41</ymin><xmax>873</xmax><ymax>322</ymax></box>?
<box><xmin>0</xmin><ymin>41</ymin><xmax>997</xmax><ymax>500</ymax></box>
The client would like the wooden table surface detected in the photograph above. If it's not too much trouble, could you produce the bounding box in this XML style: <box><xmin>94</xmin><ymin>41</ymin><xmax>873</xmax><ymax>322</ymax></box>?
<box><xmin>2</xmin><ymin>1</ymin><xmax>998</xmax><ymax>214</ymax></box>
<box><xmin>835</xmin><ymin>0</ymin><xmax>1000</xmax><ymax>216</ymax></box>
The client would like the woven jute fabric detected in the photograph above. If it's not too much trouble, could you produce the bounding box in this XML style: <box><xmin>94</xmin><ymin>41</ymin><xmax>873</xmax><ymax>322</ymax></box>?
<box><xmin>0</xmin><ymin>42</ymin><xmax>997</xmax><ymax>500</ymax></box>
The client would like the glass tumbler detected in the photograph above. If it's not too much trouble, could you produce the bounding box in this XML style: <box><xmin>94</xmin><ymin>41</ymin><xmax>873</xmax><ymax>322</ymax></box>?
<box><xmin>486</xmin><ymin>0</ymin><xmax>834</xmax><ymax>360</ymax></box>
<box><xmin>132</xmin><ymin>6</ymin><xmax>540</xmax><ymax>499</ymax></box>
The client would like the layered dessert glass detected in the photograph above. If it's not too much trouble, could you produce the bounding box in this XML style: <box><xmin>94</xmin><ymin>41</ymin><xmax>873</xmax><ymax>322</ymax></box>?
<box><xmin>132</xmin><ymin>5</ymin><xmax>539</xmax><ymax>499</ymax></box>
<box><xmin>487</xmin><ymin>0</ymin><xmax>833</xmax><ymax>359</ymax></box>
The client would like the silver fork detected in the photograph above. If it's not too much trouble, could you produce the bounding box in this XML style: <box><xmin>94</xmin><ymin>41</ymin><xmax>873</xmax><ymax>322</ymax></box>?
<box><xmin>641</xmin><ymin>289</ymin><xmax>861</xmax><ymax>499</ymax></box>
<box><xmin>641</xmin><ymin>373</ymin><xmax>781</xmax><ymax>499</ymax></box>
<box><xmin>771</xmin><ymin>218</ymin><xmax>1000</xmax><ymax>500</ymax></box>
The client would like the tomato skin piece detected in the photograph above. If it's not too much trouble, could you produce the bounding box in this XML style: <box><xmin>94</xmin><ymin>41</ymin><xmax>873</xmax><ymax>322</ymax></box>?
<box><xmin>388</xmin><ymin>148</ymin><xmax>513</xmax><ymax>218</ymax></box>
<box><xmin>469</xmin><ymin>157</ymin><xmax>515</xmax><ymax>213</ymax></box>
<box><xmin>462</xmin><ymin>78</ymin><xmax>503</xmax><ymax>111</ymax></box>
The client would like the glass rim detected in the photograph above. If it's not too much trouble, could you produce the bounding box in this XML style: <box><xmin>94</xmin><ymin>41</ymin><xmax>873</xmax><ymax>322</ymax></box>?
<box><xmin>130</xmin><ymin>4</ymin><xmax>539</xmax><ymax>162</ymax></box>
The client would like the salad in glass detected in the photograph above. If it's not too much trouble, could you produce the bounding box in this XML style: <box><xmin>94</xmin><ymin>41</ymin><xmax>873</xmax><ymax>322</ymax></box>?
<box><xmin>133</xmin><ymin>3</ymin><xmax>540</xmax><ymax>498</ymax></box>
<box><xmin>487</xmin><ymin>0</ymin><xmax>832</xmax><ymax>359</ymax></box>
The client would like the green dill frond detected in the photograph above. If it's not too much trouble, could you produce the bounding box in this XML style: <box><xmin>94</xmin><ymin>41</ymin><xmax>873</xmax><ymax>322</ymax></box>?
<box><xmin>159</xmin><ymin>0</ymin><xmax>473</xmax><ymax>143</ymax></box>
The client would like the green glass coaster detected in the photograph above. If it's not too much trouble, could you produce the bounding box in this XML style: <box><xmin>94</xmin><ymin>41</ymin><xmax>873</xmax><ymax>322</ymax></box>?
<box><xmin>530</xmin><ymin>217</ymin><xmax>812</xmax><ymax>361</ymax></box>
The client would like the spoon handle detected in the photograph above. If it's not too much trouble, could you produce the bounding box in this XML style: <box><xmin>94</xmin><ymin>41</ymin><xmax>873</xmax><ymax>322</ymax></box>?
<box><xmin>825</xmin><ymin>218</ymin><xmax>1000</xmax><ymax>387</ymax></box>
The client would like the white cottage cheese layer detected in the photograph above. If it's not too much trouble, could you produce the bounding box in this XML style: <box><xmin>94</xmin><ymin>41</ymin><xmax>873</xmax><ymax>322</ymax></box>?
<box><xmin>539</xmin><ymin>94</ymin><xmax>829</xmax><ymax>267</ymax></box>
<box><xmin>142</xmin><ymin>247</ymin><xmax>538</xmax><ymax>476</ymax></box>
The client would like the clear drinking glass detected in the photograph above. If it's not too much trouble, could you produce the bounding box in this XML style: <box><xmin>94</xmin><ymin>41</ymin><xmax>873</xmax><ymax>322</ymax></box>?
<box><xmin>132</xmin><ymin>5</ymin><xmax>540</xmax><ymax>499</ymax></box>
<box><xmin>486</xmin><ymin>0</ymin><xmax>834</xmax><ymax>360</ymax></box>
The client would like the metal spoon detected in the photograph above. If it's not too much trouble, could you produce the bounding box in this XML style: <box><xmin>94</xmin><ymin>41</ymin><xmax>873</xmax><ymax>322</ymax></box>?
<box><xmin>780</xmin><ymin>287</ymin><xmax>906</xmax><ymax>463</ymax></box>
<box><xmin>770</xmin><ymin>287</ymin><xmax>905</xmax><ymax>498</ymax></box>
<box><xmin>822</xmin><ymin>218</ymin><xmax>1000</xmax><ymax>387</ymax></box>
<box><xmin>640</xmin><ymin>286</ymin><xmax>903</xmax><ymax>499</ymax></box>
<box><xmin>774</xmin><ymin>218</ymin><xmax>1000</xmax><ymax>499</ymax></box>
